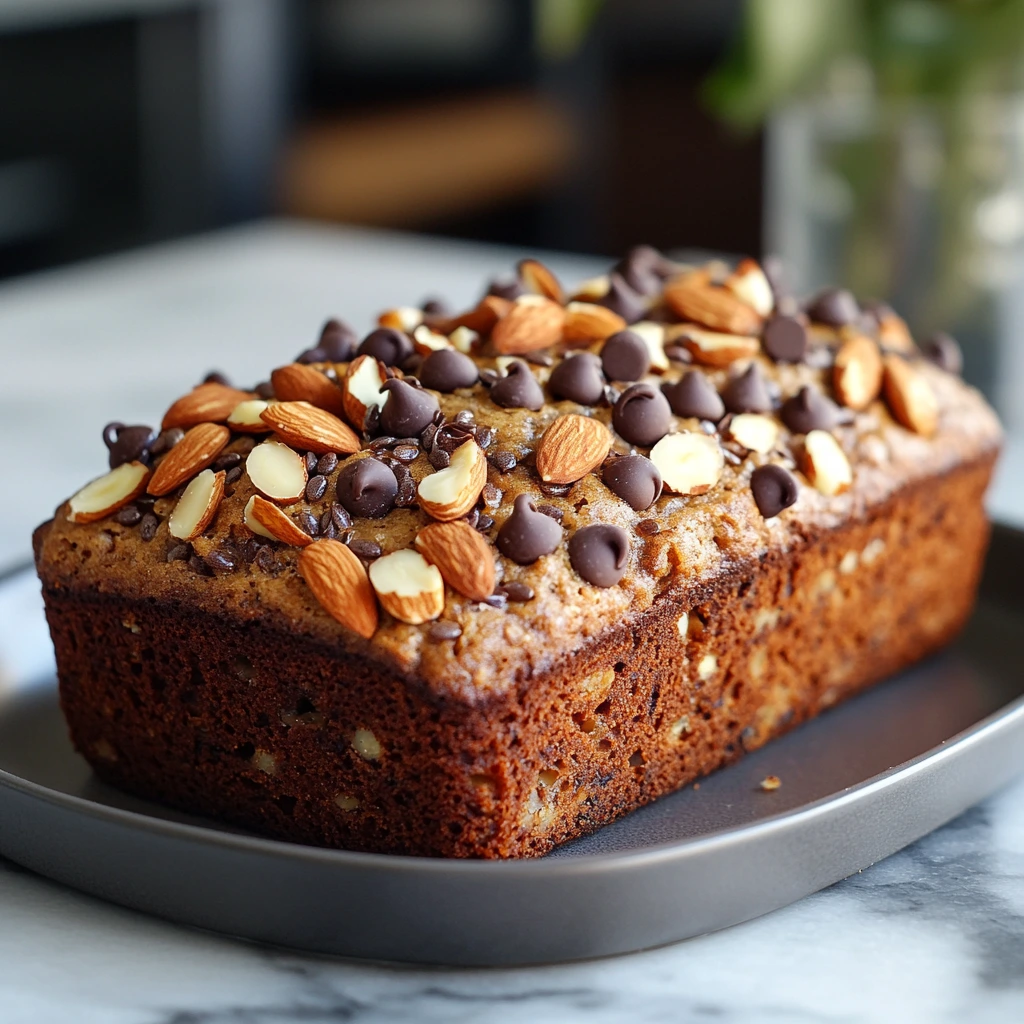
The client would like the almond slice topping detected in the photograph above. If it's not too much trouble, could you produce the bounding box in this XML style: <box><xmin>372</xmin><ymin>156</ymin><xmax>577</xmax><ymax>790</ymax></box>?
<box><xmin>298</xmin><ymin>539</ymin><xmax>379</xmax><ymax>639</ymax></box>
<box><xmin>663</xmin><ymin>270</ymin><xmax>764</xmax><ymax>335</ymax></box>
<box><xmin>629</xmin><ymin>320</ymin><xmax>670</xmax><ymax>372</ymax></box>
<box><xmin>727</xmin><ymin>413</ymin><xmax>779</xmax><ymax>454</ymax></box>
<box><xmin>448</xmin><ymin>325</ymin><xmax>479</xmax><ymax>354</ymax></box>
<box><xmin>650</xmin><ymin>432</ymin><xmax>724</xmax><ymax>495</ymax></box>
<box><xmin>802</xmin><ymin>429</ymin><xmax>853</xmax><ymax>496</ymax></box>
<box><xmin>259</xmin><ymin>401</ymin><xmax>360</xmax><ymax>454</ymax></box>
<box><xmin>417</xmin><ymin>439</ymin><xmax>487</xmax><ymax>522</ymax></box>
<box><xmin>491</xmin><ymin>295</ymin><xmax>565</xmax><ymax>355</ymax></box>
<box><xmin>67</xmin><ymin>461</ymin><xmax>150</xmax><ymax>523</ymax></box>
<box><xmin>245</xmin><ymin>439</ymin><xmax>308</xmax><ymax>503</ymax></box>
<box><xmin>518</xmin><ymin>258</ymin><xmax>565</xmax><ymax>303</ymax></box>
<box><xmin>562</xmin><ymin>302</ymin><xmax>627</xmax><ymax>345</ymax></box>
<box><xmin>535</xmin><ymin>413</ymin><xmax>612</xmax><ymax>485</ymax></box>
<box><xmin>227</xmin><ymin>399</ymin><xmax>273</xmax><ymax>433</ymax></box>
<box><xmin>883</xmin><ymin>355</ymin><xmax>938</xmax><ymax>437</ymax></box>
<box><xmin>168</xmin><ymin>469</ymin><xmax>225</xmax><ymax>541</ymax></box>
<box><xmin>724</xmin><ymin>259</ymin><xmax>774</xmax><ymax>317</ymax></box>
<box><xmin>368</xmin><ymin>549</ymin><xmax>446</xmax><ymax>625</ymax></box>
<box><xmin>412</xmin><ymin>324</ymin><xmax>453</xmax><ymax>356</ymax></box>
<box><xmin>270</xmin><ymin>363</ymin><xmax>345</xmax><ymax>417</ymax></box>
<box><xmin>570</xmin><ymin>274</ymin><xmax>610</xmax><ymax>302</ymax></box>
<box><xmin>148</xmin><ymin>423</ymin><xmax>230</xmax><ymax>496</ymax></box>
<box><xmin>435</xmin><ymin>295</ymin><xmax>511</xmax><ymax>335</ymax></box>
<box><xmin>415</xmin><ymin>521</ymin><xmax>495</xmax><ymax>602</ymax></box>
<box><xmin>677</xmin><ymin>326</ymin><xmax>761</xmax><ymax>368</ymax></box>
<box><xmin>243</xmin><ymin>494</ymin><xmax>313</xmax><ymax>546</ymax></box>
<box><xmin>378</xmin><ymin>306</ymin><xmax>423</xmax><ymax>332</ymax></box>
<box><xmin>161</xmin><ymin>382</ymin><xmax>254</xmax><ymax>430</ymax></box>
<box><xmin>342</xmin><ymin>354</ymin><xmax>389</xmax><ymax>430</ymax></box>
<box><xmin>833</xmin><ymin>333</ymin><xmax>883</xmax><ymax>411</ymax></box>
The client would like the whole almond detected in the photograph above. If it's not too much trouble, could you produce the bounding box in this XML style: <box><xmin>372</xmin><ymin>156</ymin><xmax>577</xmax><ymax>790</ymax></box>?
<box><xmin>343</xmin><ymin>354</ymin><xmax>388</xmax><ymax>430</ymax></box>
<box><xmin>377</xmin><ymin>306</ymin><xmax>423</xmax><ymax>332</ymax></box>
<box><xmin>562</xmin><ymin>302</ymin><xmax>627</xmax><ymax>345</ymax></box>
<box><xmin>677</xmin><ymin>326</ymin><xmax>760</xmax><ymax>367</ymax></box>
<box><xmin>148</xmin><ymin>422</ymin><xmax>230</xmax><ymax>496</ymax></box>
<box><xmin>271</xmin><ymin>363</ymin><xmax>346</xmax><ymax>417</ymax></box>
<box><xmin>168</xmin><ymin>469</ymin><xmax>225</xmax><ymax>541</ymax></box>
<box><xmin>833</xmin><ymin>333</ymin><xmax>883</xmax><ymax>411</ymax></box>
<box><xmin>664</xmin><ymin>271</ymin><xmax>764</xmax><ymax>335</ymax></box>
<box><xmin>299</xmin><ymin>539</ymin><xmax>379</xmax><ymax>639</ymax></box>
<box><xmin>878</xmin><ymin>312</ymin><xmax>915</xmax><ymax>352</ymax></box>
<box><xmin>368</xmin><ymin>549</ymin><xmax>446</xmax><ymax>625</ymax></box>
<box><xmin>244</xmin><ymin>494</ymin><xmax>313</xmax><ymax>547</ymax></box>
<box><xmin>162</xmin><ymin>382</ymin><xmax>254</xmax><ymax>430</ymax></box>
<box><xmin>435</xmin><ymin>295</ymin><xmax>512</xmax><ymax>335</ymax></box>
<box><xmin>67</xmin><ymin>461</ymin><xmax>150</xmax><ymax>523</ymax></box>
<box><xmin>260</xmin><ymin>401</ymin><xmax>360</xmax><ymax>454</ymax></box>
<box><xmin>883</xmin><ymin>355</ymin><xmax>939</xmax><ymax>437</ymax></box>
<box><xmin>491</xmin><ymin>296</ymin><xmax>565</xmax><ymax>355</ymax></box>
<box><xmin>724</xmin><ymin>259</ymin><xmax>774</xmax><ymax>317</ymax></box>
<box><xmin>535</xmin><ymin>413</ymin><xmax>612</xmax><ymax>485</ymax></box>
<box><xmin>415</xmin><ymin>521</ymin><xmax>495</xmax><ymax>602</ymax></box>
<box><xmin>417</xmin><ymin>439</ymin><xmax>487</xmax><ymax>521</ymax></box>
<box><xmin>518</xmin><ymin>258</ymin><xmax>565</xmax><ymax>303</ymax></box>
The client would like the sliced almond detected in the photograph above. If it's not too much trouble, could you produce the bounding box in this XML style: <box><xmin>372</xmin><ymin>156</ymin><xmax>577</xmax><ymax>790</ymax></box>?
<box><xmin>67</xmin><ymin>461</ymin><xmax>150</xmax><ymax>523</ymax></box>
<box><xmin>412</xmin><ymin>323</ymin><xmax>453</xmax><ymax>356</ymax></box>
<box><xmin>417</xmin><ymin>439</ymin><xmax>487</xmax><ymax>521</ymax></box>
<box><xmin>148</xmin><ymin>423</ymin><xmax>230</xmax><ymax>496</ymax></box>
<box><xmin>449</xmin><ymin>325</ymin><xmax>479</xmax><ymax>353</ymax></box>
<box><xmin>630</xmin><ymin>320</ymin><xmax>669</xmax><ymax>372</ymax></box>
<box><xmin>243</xmin><ymin>494</ymin><xmax>312</xmax><ymax>546</ymax></box>
<box><xmin>878</xmin><ymin>312</ymin><xmax>915</xmax><ymax>353</ymax></box>
<box><xmin>728</xmin><ymin>413</ymin><xmax>779</xmax><ymax>454</ymax></box>
<box><xmin>883</xmin><ymin>355</ymin><xmax>939</xmax><ymax>436</ymax></box>
<box><xmin>270</xmin><ymin>363</ymin><xmax>345</xmax><ymax>418</ymax></box>
<box><xmin>724</xmin><ymin>259</ymin><xmax>774</xmax><ymax>317</ymax></box>
<box><xmin>664</xmin><ymin>270</ymin><xmax>764</xmax><ymax>335</ymax></box>
<box><xmin>562</xmin><ymin>301</ymin><xmax>627</xmax><ymax>345</ymax></box>
<box><xmin>245</xmin><ymin>439</ymin><xmax>307</xmax><ymax>503</ymax></box>
<box><xmin>342</xmin><ymin>354</ymin><xmax>388</xmax><ymax>430</ymax></box>
<box><xmin>650</xmin><ymin>432</ymin><xmax>724</xmax><ymax>495</ymax></box>
<box><xmin>535</xmin><ymin>413</ymin><xmax>612</xmax><ymax>485</ymax></box>
<box><xmin>677</xmin><ymin>326</ymin><xmax>761</xmax><ymax>367</ymax></box>
<box><xmin>368</xmin><ymin>549</ymin><xmax>445</xmax><ymax>625</ymax></box>
<box><xmin>378</xmin><ymin>306</ymin><xmax>423</xmax><ymax>332</ymax></box>
<box><xmin>570</xmin><ymin>274</ymin><xmax>610</xmax><ymax>302</ymax></box>
<box><xmin>833</xmin><ymin>333</ymin><xmax>883</xmax><ymax>411</ymax></box>
<box><xmin>802</xmin><ymin>429</ymin><xmax>853</xmax><ymax>496</ymax></box>
<box><xmin>227</xmin><ymin>399</ymin><xmax>273</xmax><ymax>433</ymax></box>
<box><xmin>435</xmin><ymin>295</ymin><xmax>511</xmax><ymax>335</ymax></box>
<box><xmin>518</xmin><ymin>258</ymin><xmax>565</xmax><ymax>303</ymax></box>
<box><xmin>161</xmin><ymin>382</ymin><xmax>254</xmax><ymax>430</ymax></box>
<box><xmin>415</xmin><ymin>521</ymin><xmax>495</xmax><ymax>602</ymax></box>
<box><xmin>168</xmin><ymin>469</ymin><xmax>225</xmax><ymax>541</ymax></box>
<box><xmin>298</xmin><ymin>539</ymin><xmax>379</xmax><ymax>639</ymax></box>
<box><xmin>259</xmin><ymin>401</ymin><xmax>360</xmax><ymax>454</ymax></box>
<box><xmin>491</xmin><ymin>295</ymin><xmax>565</xmax><ymax>355</ymax></box>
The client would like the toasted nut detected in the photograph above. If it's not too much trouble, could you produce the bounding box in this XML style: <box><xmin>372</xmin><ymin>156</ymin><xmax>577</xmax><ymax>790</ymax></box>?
<box><xmin>562</xmin><ymin>302</ymin><xmax>627</xmax><ymax>345</ymax></box>
<box><xmin>161</xmin><ymin>382</ymin><xmax>254</xmax><ymax>430</ymax></box>
<box><xmin>518</xmin><ymin>258</ymin><xmax>565</xmax><ymax>303</ymax></box>
<box><xmin>535</xmin><ymin>413</ymin><xmax>612</xmax><ymax>485</ymax></box>
<box><xmin>342</xmin><ymin>354</ymin><xmax>388</xmax><ymax>430</ymax></box>
<box><xmin>449</xmin><ymin>325</ymin><xmax>479</xmax><ymax>353</ymax></box>
<box><xmin>664</xmin><ymin>270</ymin><xmax>764</xmax><ymax>335</ymax></box>
<box><xmin>650</xmin><ymin>432</ymin><xmax>724</xmax><ymax>495</ymax></box>
<box><xmin>168</xmin><ymin>469</ymin><xmax>225</xmax><ymax>541</ymax></box>
<box><xmin>378</xmin><ymin>306</ymin><xmax>423</xmax><ymax>332</ymax></box>
<box><xmin>245</xmin><ymin>439</ymin><xmax>308</xmax><ymax>503</ymax></box>
<box><xmin>417</xmin><ymin>439</ymin><xmax>487</xmax><ymax>521</ymax></box>
<box><xmin>271</xmin><ymin>363</ymin><xmax>345</xmax><ymax>418</ymax></box>
<box><xmin>883</xmin><ymin>355</ymin><xmax>938</xmax><ymax>436</ymax></box>
<box><xmin>491</xmin><ymin>295</ymin><xmax>565</xmax><ymax>355</ymax></box>
<box><xmin>412</xmin><ymin>324</ymin><xmax>453</xmax><ymax>356</ymax></box>
<box><xmin>724</xmin><ymin>258</ymin><xmax>774</xmax><ymax>317</ymax></box>
<box><xmin>436</xmin><ymin>295</ymin><xmax>511</xmax><ymax>335</ymax></box>
<box><xmin>368</xmin><ymin>549</ymin><xmax>445</xmax><ymax>625</ymax></box>
<box><xmin>629</xmin><ymin>320</ymin><xmax>669</xmax><ymax>372</ymax></box>
<box><xmin>67</xmin><ymin>461</ymin><xmax>150</xmax><ymax>523</ymax></box>
<box><xmin>677</xmin><ymin>326</ymin><xmax>761</xmax><ymax>367</ymax></box>
<box><xmin>570</xmin><ymin>274</ymin><xmax>610</xmax><ymax>302</ymax></box>
<box><xmin>833</xmin><ymin>333</ymin><xmax>883</xmax><ymax>411</ymax></box>
<box><xmin>802</xmin><ymin>429</ymin><xmax>853</xmax><ymax>496</ymax></box>
<box><xmin>415</xmin><ymin>520</ymin><xmax>495</xmax><ymax>602</ymax></box>
<box><xmin>878</xmin><ymin>312</ymin><xmax>915</xmax><ymax>352</ymax></box>
<box><xmin>298</xmin><ymin>539</ymin><xmax>378</xmax><ymax>639</ymax></box>
<box><xmin>259</xmin><ymin>401</ymin><xmax>360</xmax><ymax>454</ymax></box>
<box><xmin>727</xmin><ymin>413</ymin><xmax>779</xmax><ymax>454</ymax></box>
<box><xmin>227</xmin><ymin>399</ymin><xmax>273</xmax><ymax>433</ymax></box>
<box><xmin>243</xmin><ymin>494</ymin><xmax>312</xmax><ymax>546</ymax></box>
<box><xmin>148</xmin><ymin>423</ymin><xmax>230</xmax><ymax>496</ymax></box>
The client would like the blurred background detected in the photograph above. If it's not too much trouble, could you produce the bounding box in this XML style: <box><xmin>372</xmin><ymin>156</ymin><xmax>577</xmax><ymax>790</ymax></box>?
<box><xmin>3</xmin><ymin>0</ymin><xmax>1024</xmax><ymax>423</ymax></box>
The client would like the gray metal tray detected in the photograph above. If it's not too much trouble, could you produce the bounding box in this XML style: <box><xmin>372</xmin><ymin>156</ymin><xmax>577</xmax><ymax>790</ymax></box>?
<box><xmin>1</xmin><ymin>526</ymin><xmax>1023</xmax><ymax>966</ymax></box>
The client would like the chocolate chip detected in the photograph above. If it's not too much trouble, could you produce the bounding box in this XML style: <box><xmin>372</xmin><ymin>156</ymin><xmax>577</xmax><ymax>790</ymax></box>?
<box><xmin>780</xmin><ymin>386</ymin><xmax>839</xmax><ymax>434</ymax></box>
<box><xmin>203</xmin><ymin>370</ymin><xmax>231</xmax><ymax>386</ymax></box>
<box><xmin>475</xmin><ymin>426</ymin><xmax>494</xmax><ymax>449</ymax></box>
<box><xmin>722</xmin><ymin>363</ymin><xmax>772</xmax><ymax>414</ymax></box>
<box><xmin>476</xmin><ymin>513</ymin><xmax>495</xmax><ymax>532</ymax></box>
<box><xmin>481</xmin><ymin>483</ymin><xmax>502</xmax><ymax>508</ymax></box>
<box><xmin>206</xmin><ymin>549</ymin><xmax>236</xmax><ymax>574</ymax></box>
<box><xmin>429</xmin><ymin>447</ymin><xmax>451</xmax><ymax>470</ymax></box>
<box><xmin>751</xmin><ymin>464</ymin><xmax>799</xmax><ymax>519</ymax></box>
<box><xmin>139</xmin><ymin>513</ymin><xmax>159</xmax><ymax>541</ymax></box>
<box><xmin>636</xmin><ymin>518</ymin><xmax>660</xmax><ymax>536</ymax></box>
<box><xmin>394</xmin><ymin>467</ymin><xmax>418</xmax><ymax>508</ymax></box>
<box><xmin>602</xmin><ymin>454</ymin><xmax>663</xmax><ymax>511</ymax></box>
<box><xmin>595</xmin><ymin>272</ymin><xmax>645</xmax><ymax>324</ymax></box>
<box><xmin>601</xmin><ymin>330</ymin><xmax>651</xmax><ymax>382</ymax></box>
<box><xmin>568</xmin><ymin>524</ymin><xmax>630</xmax><ymax>587</ymax></box>
<box><xmin>254</xmin><ymin>381</ymin><xmax>276</xmax><ymax>400</ymax></box>
<box><xmin>613</xmin><ymin>245</ymin><xmax>672</xmax><ymax>296</ymax></box>
<box><xmin>304</xmin><ymin>451</ymin><xmax>318</xmax><ymax>474</ymax></box>
<box><xmin>613</xmin><ymin>383</ymin><xmax>673</xmax><ymax>447</ymax></box>
<box><xmin>548</xmin><ymin>352</ymin><xmax>605</xmax><ymax>405</ymax></box>
<box><xmin>391</xmin><ymin>444</ymin><xmax>418</xmax><ymax>463</ymax></box>
<box><xmin>305</xmin><ymin>474</ymin><xmax>328</xmax><ymax>502</ymax></box>
<box><xmin>539</xmin><ymin>481</ymin><xmax>573</xmax><ymax>497</ymax></box>
<box><xmin>496</xmin><ymin>494</ymin><xmax>563</xmax><ymax>565</ymax></box>
<box><xmin>490</xmin><ymin>361</ymin><xmax>544</xmax><ymax>411</ymax></box>
<box><xmin>347</xmin><ymin>538</ymin><xmax>382</xmax><ymax>561</ymax></box>
<box><xmin>433</xmin><ymin>422</ymin><xmax>475</xmax><ymax>455</ymax></box>
<box><xmin>421</xmin><ymin>297</ymin><xmax>449</xmax><ymax>316</ymax></box>
<box><xmin>535</xmin><ymin>503</ymin><xmax>564</xmax><ymax>522</ymax></box>
<box><xmin>662</xmin><ymin>371</ymin><xmax>725</xmax><ymax>422</ymax></box>
<box><xmin>225</xmin><ymin>466</ymin><xmax>243</xmax><ymax>485</ymax></box>
<box><xmin>805</xmin><ymin>287</ymin><xmax>859</xmax><ymax>327</ymax></box>
<box><xmin>484</xmin><ymin>590</ymin><xmax>509</xmax><ymax>609</ymax></box>
<box><xmin>336</xmin><ymin>458</ymin><xmax>398</xmax><ymax>518</ymax></box>
<box><xmin>664</xmin><ymin>343</ymin><xmax>693</xmax><ymax>365</ymax></box>
<box><xmin>922</xmin><ymin>332</ymin><xmax>963</xmax><ymax>375</ymax></box>
<box><xmin>357</xmin><ymin>327</ymin><xmax>413</xmax><ymax>367</ymax></box>
<box><xmin>501</xmin><ymin>581</ymin><xmax>535</xmax><ymax>602</ymax></box>
<box><xmin>428</xmin><ymin>621</ymin><xmax>463</xmax><ymax>642</ymax></box>
<box><xmin>166</xmin><ymin>543</ymin><xmax>191</xmax><ymax>562</ymax></box>
<box><xmin>316</xmin><ymin>452</ymin><xmax>338</xmax><ymax>476</ymax></box>
<box><xmin>479</xmin><ymin>369</ymin><xmax>499</xmax><ymax>387</ymax></box>
<box><xmin>762</xmin><ymin>315</ymin><xmax>807</xmax><ymax>363</ymax></box>
<box><xmin>418</xmin><ymin>349</ymin><xmax>478</xmax><ymax>392</ymax></box>
<box><xmin>213</xmin><ymin>452</ymin><xmax>242</xmax><ymax>472</ymax></box>
<box><xmin>150</xmin><ymin>427</ymin><xmax>184</xmax><ymax>456</ymax></box>
<box><xmin>488</xmin><ymin>277</ymin><xmax>526</xmax><ymax>301</ymax></box>
<box><xmin>488</xmin><ymin>450</ymin><xmax>517</xmax><ymax>474</ymax></box>
<box><xmin>369</xmin><ymin>436</ymin><xmax>397</xmax><ymax>451</ymax></box>
<box><xmin>298</xmin><ymin>319</ymin><xmax>358</xmax><ymax>363</ymax></box>
<box><xmin>103</xmin><ymin>423</ymin><xmax>156</xmax><ymax>469</ymax></box>
<box><xmin>378</xmin><ymin>378</ymin><xmax>440</xmax><ymax>438</ymax></box>
<box><xmin>114</xmin><ymin>505</ymin><xmax>141</xmax><ymax>526</ymax></box>
<box><xmin>253</xmin><ymin>546</ymin><xmax>276</xmax><ymax>572</ymax></box>
<box><xmin>297</xmin><ymin>510</ymin><xmax>319</xmax><ymax>537</ymax></box>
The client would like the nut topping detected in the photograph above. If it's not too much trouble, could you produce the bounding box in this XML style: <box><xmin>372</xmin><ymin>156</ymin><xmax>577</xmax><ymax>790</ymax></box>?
<box><xmin>245</xmin><ymin>439</ymin><xmax>308</xmax><ymax>503</ymax></box>
<box><xmin>415</xmin><ymin>521</ymin><xmax>495</xmax><ymax>602</ymax></box>
<box><xmin>649</xmin><ymin>432</ymin><xmax>724</xmax><ymax>495</ymax></box>
<box><xmin>244</xmin><ymin>494</ymin><xmax>313</xmax><ymax>546</ymax></box>
<box><xmin>724</xmin><ymin>258</ymin><xmax>774</xmax><ymax>317</ymax></box>
<box><xmin>227</xmin><ymin>399</ymin><xmax>273</xmax><ymax>433</ymax></box>
<box><xmin>491</xmin><ymin>295</ymin><xmax>565</xmax><ymax>355</ymax></box>
<box><xmin>259</xmin><ymin>401</ymin><xmax>360</xmax><ymax>454</ymax></box>
<box><xmin>663</xmin><ymin>270</ymin><xmax>764</xmax><ymax>335</ymax></box>
<box><xmin>68</xmin><ymin>461</ymin><xmax>150</xmax><ymax>523</ymax></box>
<box><xmin>834</xmin><ymin>333</ymin><xmax>883</xmax><ymax>411</ymax></box>
<box><xmin>518</xmin><ymin>258</ymin><xmax>564</xmax><ymax>303</ymax></box>
<box><xmin>168</xmin><ymin>468</ymin><xmax>225</xmax><ymax>541</ymax></box>
<box><xmin>727</xmin><ymin>413</ymin><xmax>779</xmax><ymax>454</ymax></box>
<box><xmin>802</xmin><ymin>429</ymin><xmax>853</xmax><ymax>496</ymax></box>
<box><xmin>298</xmin><ymin>539</ymin><xmax>379</xmax><ymax>639</ymax></box>
<box><xmin>148</xmin><ymin>423</ymin><xmax>230</xmax><ymax>496</ymax></box>
<box><xmin>883</xmin><ymin>355</ymin><xmax>939</xmax><ymax>437</ymax></box>
<box><xmin>342</xmin><ymin>354</ymin><xmax>389</xmax><ymax>430</ymax></box>
<box><xmin>535</xmin><ymin>413</ymin><xmax>612</xmax><ymax>484</ymax></box>
<box><xmin>270</xmin><ymin>363</ymin><xmax>346</xmax><ymax>418</ymax></box>
<box><xmin>562</xmin><ymin>302</ymin><xmax>627</xmax><ymax>345</ymax></box>
<box><xmin>677</xmin><ymin>326</ymin><xmax>760</xmax><ymax>368</ymax></box>
<box><xmin>368</xmin><ymin>549</ymin><xmax>445</xmax><ymax>625</ymax></box>
<box><xmin>161</xmin><ymin>382</ymin><xmax>254</xmax><ymax>430</ymax></box>
<box><xmin>417</xmin><ymin>438</ymin><xmax>487</xmax><ymax>521</ymax></box>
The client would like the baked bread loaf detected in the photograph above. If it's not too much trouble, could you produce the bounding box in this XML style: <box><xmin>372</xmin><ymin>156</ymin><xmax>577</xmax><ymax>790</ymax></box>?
<box><xmin>34</xmin><ymin>248</ymin><xmax>1001</xmax><ymax>858</ymax></box>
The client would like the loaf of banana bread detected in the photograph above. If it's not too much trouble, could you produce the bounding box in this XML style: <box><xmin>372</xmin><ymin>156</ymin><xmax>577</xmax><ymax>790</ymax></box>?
<box><xmin>34</xmin><ymin>248</ymin><xmax>1001</xmax><ymax>857</ymax></box>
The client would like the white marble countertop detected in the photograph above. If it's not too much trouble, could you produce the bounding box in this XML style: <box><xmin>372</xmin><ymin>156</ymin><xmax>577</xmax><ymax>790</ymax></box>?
<box><xmin>2</xmin><ymin>221</ymin><xmax>1024</xmax><ymax>1023</ymax></box>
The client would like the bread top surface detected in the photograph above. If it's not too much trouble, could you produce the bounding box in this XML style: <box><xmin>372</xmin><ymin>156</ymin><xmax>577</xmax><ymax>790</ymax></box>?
<box><xmin>35</xmin><ymin>254</ymin><xmax>1002</xmax><ymax>703</ymax></box>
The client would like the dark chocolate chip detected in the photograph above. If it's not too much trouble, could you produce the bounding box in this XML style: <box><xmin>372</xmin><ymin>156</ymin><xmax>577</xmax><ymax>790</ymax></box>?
<box><xmin>213</xmin><ymin>452</ymin><xmax>242</xmax><ymax>471</ymax></box>
<box><xmin>722</xmin><ymin>363</ymin><xmax>772</xmax><ymax>414</ymax></box>
<box><xmin>433</xmin><ymin>422</ymin><xmax>475</xmax><ymax>455</ymax></box>
<box><xmin>139</xmin><ymin>513</ymin><xmax>159</xmax><ymax>541</ymax></box>
<box><xmin>103</xmin><ymin>423</ymin><xmax>156</xmax><ymax>469</ymax></box>
<box><xmin>613</xmin><ymin>383</ymin><xmax>673</xmax><ymax>447</ymax></box>
<box><xmin>662</xmin><ymin>371</ymin><xmax>725</xmax><ymax>421</ymax></box>
<box><xmin>488</xmin><ymin>278</ymin><xmax>526</xmax><ymax>301</ymax></box>
<box><xmin>481</xmin><ymin>483</ymin><xmax>502</xmax><ymax>508</ymax></box>
<box><xmin>613</xmin><ymin>245</ymin><xmax>671</xmax><ymax>296</ymax></box>
<box><xmin>490</xmin><ymin>361</ymin><xmax>544</xmax><ymax>411</ymax></box>
<box><xmin>225</xmin><ymin>465</ymin><xmax>243</xmax><ymax>485</ymax></box>
<box><xmin>418</xmin><ymin>349</ymin><xmax>478</xmax><ymax>392</ymax></box>
<box><xmin>421</xmin><ymin>298</ymin><xmax>450</xmax><ymax>316</ymax></box>
<box><xmin>347</xmin><ymin>538</ymin><xmax>382</xmax><ymax>561</ymax></box>
<box><xmin>636</xmin><ymin>518</ymin><xmax>660</xmax><ymax>536</ymax></box>
<box><xmin>501</xmin><ymin>581</ymin><xmax>535</xmax><ymax>602</ymax></box>
<box><xmin>298</xmin><ymin>319</ymin><xmax>358</xmax><ymax>364</ymax></box>
<box><xmin>548</xmin><ymin>352</ymin><xmax>605</xmax><ymax>405</ymax></box>
<box><xmin>254</xmin><ymin>380</ymin><xmax>276</xmax><ymax>400</ymax></box>
<box><xmin>601</xmin><ymin>330</ymin><xmax>651</xmax><ymax>382</ymax></box>
<box><xmin>496</xmin><ymin>494</ymin><xmax>562</xmax><ymax>565</ymax></box>
<box><xmin>568</xmin><ymin>524</ymin><xmax>630</xmax><ymax>587</ymax></box>
<box><xmin>476</xmin><ymin>513</ymin><xmax>495</xmax><ymax>532</ymax></box>
<box><xmin>454</xmin><ymin>409</ymin><xmax>475</xmax><ymax>426</ymax></box>
<box><xmin>206</xmin><ymin>549</ymin><xmax>236</xmax><ymax>574</ymax></box>
<box><xmin>357</xmin><ymin>327</ymin><xmax>414</xmax><ymax>367</ymax></box>
<box><xmin>304</xmin><ymin>451</ymin><xmax>318</xmax><ymax>474</ymax></box>
<box><xmin>922</xmin><ymin>332</ymin><xmax>963</xmax><ymax>375</ymax></box>
<box><xmin>488</xmin><ymin>450</ymin><xmax>517</xmax><ymax>474</ymax></box>
<box><xmin>166</xmin><ymin>543</ymin><xmax>191</xmax><ymax>562</ymax></box>
<box><xmin>297</xmin><ymin>510</ymin><xmax>319</xmax><ymax>537</ymax></box>
<box><xmin>115</xmin><ymin>505</ymin><xmax>142</xmax><ymax>526</ymax></box>
<box><xmin>336</xmin><ymin>458</ymin><xmax>398</xmax><ymax>518</ymax></box>
<box><xmin>150</xmin><ymin>427</ymin><xmax>184</xmax><ymax>456</ymax></box>
<box><xmin>525</xmin><ymin>351</ymin><xmax>555</xmax><ymax>368</ymax></box>
<box><xmin>392</xmin><ymin>444</ymin><xmax>419</xmax><ymax>463</ymax></box>
<box><xmin>429</xmin><ymin>447</ymin><xmax>451</xmax><ymax>470</ymax></box>
<box><xmin>479</xmin><ymin>369</ymin><xmax>499</xmax><ymax>387</ymax></box>
<box><xmin>306</xmin><ymin>474</ymin><xmax>328</xmax><ymax>502</ymax></box>
<box><xmin>664</xmin><ymin>343</ymin><xmax>693</xmax><ymax>365</ymax></box>
<box><xmin>378</xmin><ymin>378</ymin><xmax>440</xmax><ymax>438</ymax></box>
<box><xmin>475</xmin><ymin>426</ymin><xmax>494</xmax><ymax>449</ymax></box>
<box><xmin>428</xmin><ymin>621</ymin><xmax>463</xmax><ymax>642</ymax></box>
<box><xmin>780</xmin><ymin>386</ymin><xmax>839</xmax><ymax>434</ymax></box>
<box><xmin>762</xmin><ymin>315</ymin><xmax>808</xmax><ymax>363</ymax></box>
<box><xmin>317</xmin><ymin>452</ymin><xmax>338</xmax><ymax>476</ymax></box>
<box><xmin>595</xmin><ymin>272</ymin><xmax>646</xmax><ymax>324</ymax></box>
<box><xmin>602</xmin><ymin>454</ymin><xmax>663</xmax><ymax>511</ymax></box>
<box><xmin>484</xmin><ymin>591</ymin><xmax>508</xmax><ymax>609</ymax></box>
<box><xmin>535</xmin><ymin>503</ymin><xmax>564</xmax><ymax>522</ymax></box>
<box><xmin>369</xmin><ymin>436</ymin><xmax>397</xmax><ymax>451</ymax></box>
<box><xmin>539</xmin><ymin>481</ymin><xmax>573</xmax><ymax>497</ymax></box>
<box><xmin>750</xmin><ymin>464</ymin><xmax>799</xmax><ymax>519</ymax></box>
<box><xmin>805</xmin><ymin>287</ymin><xmax>859</xmax><ymax>327</ymax></box>
<box><xmin>329</xmin><ymin>504</ymin><xmax>351</xmax><ymax>531</ymax></box>
<box><xmin>254</xmin><ymin>546</ymin><xmax>276</xmax><ymax>572</ymax></box>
